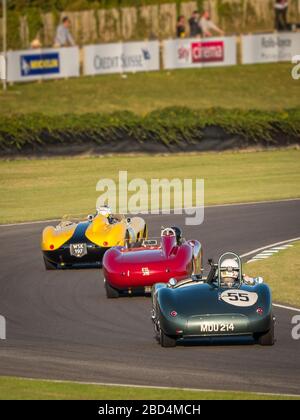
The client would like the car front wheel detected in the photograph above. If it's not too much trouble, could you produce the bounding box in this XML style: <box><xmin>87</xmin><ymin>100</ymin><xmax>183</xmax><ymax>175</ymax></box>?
<box><xmin>255</xmin><ymin>318</ymin><xmax>275</xmax><ymax>346</ymax></box>
<box><xmin>160</xmin><ymin>329</ymin><xmax>176</xmax><ymax>348</ymax></box>
<box><xmin>104</xmin><ymin>280</ymin><xmax>120</xmax><ymax>299</ymax></box>
<box><xmin>43</xmin><ymin>256</ymin><xmax>56</xmax><ymax>270</ymax></box>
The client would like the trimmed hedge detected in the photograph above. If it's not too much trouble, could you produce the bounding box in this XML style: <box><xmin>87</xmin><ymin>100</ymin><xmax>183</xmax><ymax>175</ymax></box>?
<box><xmin>0</xmin><ymin>107</ymin><xmax>300</xmax><ymax>153</ymax></box>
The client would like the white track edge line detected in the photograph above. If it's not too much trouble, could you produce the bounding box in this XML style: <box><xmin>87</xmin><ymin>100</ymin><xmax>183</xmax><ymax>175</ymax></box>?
<box><xmin>273</xmin><ymin>303</ymin><xmax>300</xmax><ymax>313</ymax></box>
<box><xmin>242</xmin><ymin>239</ymin><xmax>300</xmax><ymax>312</ymax></box>
<box><xmin>12</xmin><ymin>376</ymin><xmax>300</xmax><ymax>399</ymax></box>
<box><xmin>240</xmin><ymin>237</ymin><xmax>300</xmax><ymax>258</ymax></box>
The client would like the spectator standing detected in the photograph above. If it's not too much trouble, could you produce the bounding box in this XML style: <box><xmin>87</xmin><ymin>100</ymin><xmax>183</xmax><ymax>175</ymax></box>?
<box><xmin>54</xmin><ymin>16</ymin><xmax>75</xmax><ymax>47</ymax></box>
<box><xmin>176</xmin><ymin>15</ymin><xmax>186</xmax><ymax>38</ymax></box>
<box><xmin>200</xmin><ymin>10</ymin><xmax>224</xmax><ymax>37</ymax></box>
<box><xmin>274</xmin><ymin>0</ymin><xmax>289</xmax><ymax>31</ymax></box>
<box><xmin>189</xmin><ymin>11</ymin><xmax>202</xmax><ymax>38</ymax></box>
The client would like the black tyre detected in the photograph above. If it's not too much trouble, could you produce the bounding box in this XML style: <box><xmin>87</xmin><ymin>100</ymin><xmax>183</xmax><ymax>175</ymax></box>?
<box><xmin>256</xmin><ymin>318</ymin><xmax>275</xmax><ymax>346</ymax></box>
<box><xmin>43</xmin><ymin>256</ymin><xmax>57</xmax><ymax>270</ymax></box>
<box><xmin>142</xmin><ymin>224</ymin><xmax>148</xmax><ymax>239</ymax></box>
<box><xmin>160</xmin><ymin>329</ymin><xmax>176</xmax><ymax>348</ymax></box>
<box><xmin>104</xmin><ymin>280</ymin><xmax>119</xmax><ymax>299</ymax></box>
<box><xmin>124</xmin><ymin>230</ymin><xmax>131</xmax><ymax>249</ymax></box>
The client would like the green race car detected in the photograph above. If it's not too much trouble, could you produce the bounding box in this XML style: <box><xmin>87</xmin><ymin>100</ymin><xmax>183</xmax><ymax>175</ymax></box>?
<box><xmin>151</xmin><ymin>252</ymin><xmax>275</xmax><ymax>347</ymax></box>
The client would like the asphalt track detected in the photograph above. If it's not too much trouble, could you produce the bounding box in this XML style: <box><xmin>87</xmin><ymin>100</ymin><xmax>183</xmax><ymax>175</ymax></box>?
<box><xmin>0</xmin><ymin>199</ymin><xmax>299</xmax><ymax>395</ymax></box>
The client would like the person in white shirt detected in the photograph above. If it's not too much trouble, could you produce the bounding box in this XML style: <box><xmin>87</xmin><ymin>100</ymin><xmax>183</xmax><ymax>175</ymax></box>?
<box><xmin>54</xmin><ymin>16</ymin><xmax>75</xmax><ymax>47</ymax></box>
<box><xmin>200</xmin><ymin>10</ymin><xmax>224</xmax><ymax>37</ymax></box>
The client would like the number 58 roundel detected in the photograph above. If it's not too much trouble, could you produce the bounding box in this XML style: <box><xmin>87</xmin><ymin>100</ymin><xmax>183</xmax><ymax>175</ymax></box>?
<box><xmin>220</xmin><ymin>290</ymin><xmax>258</xmax><ymax>307</ymax></box>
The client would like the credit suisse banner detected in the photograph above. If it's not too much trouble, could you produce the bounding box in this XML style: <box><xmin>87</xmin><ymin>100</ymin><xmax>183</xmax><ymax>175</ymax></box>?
<box><xmin>163</xmin><ymin>36</ymin><xmax>237</xmax><ymax>69</ymax></box>
<box><xmin>83</xmin><ymin>41</ymin><xmax>160</xmax><ymax>75</ymax></box>
<box><xmin>6</xmin><ymin>47</ymin><xmax>80</xmax><ymax>82</ymax></box>
<box><xmin>242</xmin><ymin>32</ymin><xmax>300</xmax><ymax>64</ymax></box>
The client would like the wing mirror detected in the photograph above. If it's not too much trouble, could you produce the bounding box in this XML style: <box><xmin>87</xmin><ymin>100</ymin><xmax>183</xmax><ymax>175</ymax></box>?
<box><xmin>168</xmin><ymin>278</ymin><xmax>177</xmax><ymax>287</ymax></box>
<box><xmin>127</xmin><ymin>217</ymin><xmax>131</xmax><ymax>223</ymax></box>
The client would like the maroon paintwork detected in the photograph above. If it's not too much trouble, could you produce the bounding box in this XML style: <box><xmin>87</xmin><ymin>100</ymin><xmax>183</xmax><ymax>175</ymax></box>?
<box><xmin>103</xmin><ymin>232</ymin><xmax>202</xmax><ymax>292</ymax></box>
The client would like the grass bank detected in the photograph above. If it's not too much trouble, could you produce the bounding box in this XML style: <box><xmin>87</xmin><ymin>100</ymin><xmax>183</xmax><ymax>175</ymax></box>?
<box><xmin>247</xmin><ymin>241</ymin><xmax>300</xmax><ymax>308</ymax></box>
<box><xmin>1</xmin><ymin>63</ymin><xmax>299</xmax><ymax>116</ymax></box>
<box><xmin>0</xmin><ymin>376</ymin><xmax>298</xmax><ymax>400</ymax></box>
<box><xmin>0</xmin><ymin>149</ymin><xmax>299</xmax><ymax>224</ymax></box>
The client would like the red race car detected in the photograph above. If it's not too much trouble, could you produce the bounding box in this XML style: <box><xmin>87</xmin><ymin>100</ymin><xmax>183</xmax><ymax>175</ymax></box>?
<box><xmin>102</xmin><ymin>227</ymin><xmax>203</xmax><ymax>298</ymax></box>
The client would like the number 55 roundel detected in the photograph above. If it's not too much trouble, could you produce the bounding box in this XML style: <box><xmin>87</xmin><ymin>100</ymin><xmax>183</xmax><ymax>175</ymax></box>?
<box><xmin>220</xmin><ymin>290</ymin><xmax>258</xmax><ymax>307</ymax></box>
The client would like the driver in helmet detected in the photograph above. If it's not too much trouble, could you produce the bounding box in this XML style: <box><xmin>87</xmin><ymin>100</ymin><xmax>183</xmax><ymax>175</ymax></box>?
<box><xmin>220</xmin><ymin>259</ymin><xmax>240</xmax><ymax>288</ymax></box>
<box><xmin>96</xmin><ymin>205</ymin><xmax>116</xmax><ymax>224</ymax></box>
<box><xmin>219</xmin><ymin>258</ymin><xmax>263</xmax><ymax>287</ymax></box>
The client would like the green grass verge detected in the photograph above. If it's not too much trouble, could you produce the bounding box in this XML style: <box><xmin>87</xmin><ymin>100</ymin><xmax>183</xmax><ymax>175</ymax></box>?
<box><xmin>0</xmin><ymin>377</ymin><xmax>298</xmax><ymax>400</ymax></box>
<box><xmin>0</xmin><ymin>149</ymin><xmax>299</xmax><ymax>224</ymax></box>
<box><xmin>1</xmin><ymin>63</ymin><xmax>299</xmax><ymax>116</ymax></box>
<box><xmin>247</xmin><ymin>241</ymin><xmax>300</xmax><ymax>308</ymax></box>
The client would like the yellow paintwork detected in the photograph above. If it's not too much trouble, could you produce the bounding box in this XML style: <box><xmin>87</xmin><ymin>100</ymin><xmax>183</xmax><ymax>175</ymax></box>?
<box><xmin>41</xmin><ymin>214</ymin><xmax>134</xmax><ymax>251</ymax></box>
<box><xmin>85</xmin><ymin>215</ymin><xmax>127</xmax><ymax>247</ymax></box>
<box><xmin>41</xmin><ymin>223</ymin><xmax>76</xmax><ymax>251</ymax></box>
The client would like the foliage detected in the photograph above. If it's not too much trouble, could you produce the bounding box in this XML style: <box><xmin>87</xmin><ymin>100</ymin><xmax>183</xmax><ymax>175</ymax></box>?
<box><xmin>0</xmin><ymin>107</ymin><xmax>299</xmax><ymax>152</ymax></box>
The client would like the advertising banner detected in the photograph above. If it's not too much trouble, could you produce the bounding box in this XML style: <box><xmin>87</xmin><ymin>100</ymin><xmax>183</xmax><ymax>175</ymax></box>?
<box><xmin>6</xmin><ymin>47</ymin><xmax>80</xmax><ymax>82</ymax></box>
<box><xmin>242</xmin><ymin>32</ymin><xmax>300</xmax><ymax>64</ymax></box>
<box><xmin>83</xmin><ymin>41</ymin><xmax>160</xmax><ymax>75</ymax></box>
<box><xmin>163</xmin><ymin>36</ymin><xmax>237</xmax><ymax>69</ymax></box>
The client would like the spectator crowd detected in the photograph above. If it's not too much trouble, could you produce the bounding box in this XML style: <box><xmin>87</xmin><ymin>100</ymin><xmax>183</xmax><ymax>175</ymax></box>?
<box><xmin>177</xmin><ymin>2</ymin><xmax>300</xmax><ymax>39</ymax></box>
<box><xmin>30</xmin><ymin>1</ymin><xmax>300</xmax><ymax>49</ymax></box>
<box><xmin>176</xmin><ymin>9</ymin><xmax>224</xmax><ymax>39</ymax></box>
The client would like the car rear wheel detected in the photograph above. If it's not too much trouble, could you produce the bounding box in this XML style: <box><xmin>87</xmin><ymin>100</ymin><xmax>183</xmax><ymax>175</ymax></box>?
<box><xmin>160</xmin><ymin>329</ymin><xmax>176</xmax><ymax>348</ymax></box>
<box><xmin>104</xmin><ymin>280</ymin><xmax>119</xmax><ymax>299</ymax></box>
<box><xmin>124</xmin><ymin>230</ymin><xmax>131</xmax><ymax>249</ymax></box>
<box><xmin>43</xmin><ymin>256</ymin><xmax>56</xmax><ymax>270</ymax></box>
<box><xmin>256</xmin><ymin>318</ymin><xmax>275</xmax><ymax>346</ymax></box>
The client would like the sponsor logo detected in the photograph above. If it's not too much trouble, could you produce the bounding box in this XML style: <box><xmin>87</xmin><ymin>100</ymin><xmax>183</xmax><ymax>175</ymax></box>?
<box><xmin>20</xmin><ymin>53</ymin><xmax>60</xmax><ymax>77</ymax></box>
<box><xmin>261</xmin><ymin>36</ymin><xmax>292</xmax><ymax>49</ymax></box>
<box><xmin>220</xmin><ymin>290</ymin><xmax>258</xmax><ymax>307</ymax></box>
<box><xmin>177</xmin><ymin>41</ymin><xmax>224</xmax><ymax>64</ymax></box>
<box><xmin>142</xmin><ymin>267</ymin><xmax>150</xmax><ymax>276</ymax></box>
<box><xmin>292</xmin><ymin>55</ymin><xmax>300</xmax><ymax>80</ymax></box>
<box><xmin>178</xmin><ymin>45</ymin><xmax>190</xmax><ymax>62</ymax></box>
<box><xmin>291</xmin><ymin>315</ymin><xmax>300</xmax><ymax>340</ymax></box>
<box><xmin>192</xmin><ymin>41</ymin><xmax>224</xmax><ymax>63</ymax></box>
<box><xmin>94</xmin><ymin>49</ymin><xmax>151</xmax><ymax>71</ymax></box>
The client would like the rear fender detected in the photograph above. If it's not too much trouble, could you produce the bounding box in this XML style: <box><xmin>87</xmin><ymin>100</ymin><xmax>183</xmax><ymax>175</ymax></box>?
<box><xmin>86</xmin><ymin>217</ymin><xmax>126</xmax><ymax>247</ymax></box>
<box><xmin>42</xmin><ymin>225</ymin><xmax>75</xmax><ymax>251</ymax></box>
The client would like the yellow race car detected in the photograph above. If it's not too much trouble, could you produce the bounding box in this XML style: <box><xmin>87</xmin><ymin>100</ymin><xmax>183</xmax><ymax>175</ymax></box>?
<box><xmin>41</xmin><ymin>207</ymin><xmax>147</xmax><ymax>270</ymax></box>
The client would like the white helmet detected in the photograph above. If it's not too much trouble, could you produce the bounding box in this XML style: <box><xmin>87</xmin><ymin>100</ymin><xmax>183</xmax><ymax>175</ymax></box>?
<box><xmin>97</xmin><ymin>206</ymin><xmax>112</xmax><ymax>218</ymax></box>
<box><xmin>220</xmin><ymin>258</ymin><xmax>239</xmax><ymax>287</ymax></box>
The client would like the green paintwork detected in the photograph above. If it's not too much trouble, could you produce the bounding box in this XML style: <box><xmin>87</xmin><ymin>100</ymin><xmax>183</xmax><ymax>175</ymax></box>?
<box><xmin>151</xmin><ymin>253</ymin><xmax>274</xmax><ymax>346</ymax></box>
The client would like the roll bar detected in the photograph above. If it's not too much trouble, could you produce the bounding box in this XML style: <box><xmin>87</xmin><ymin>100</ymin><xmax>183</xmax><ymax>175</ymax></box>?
<box><xmin>217</xmin><ymin>252</ymin><xmax>242</xmax><ymax>288</ymax></box>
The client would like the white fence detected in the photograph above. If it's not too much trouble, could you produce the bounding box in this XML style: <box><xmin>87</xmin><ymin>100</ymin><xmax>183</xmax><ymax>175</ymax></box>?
<box><xmin>83</xmin><ymin>41</ymin><xmax>160</xmax><ymax>75</ymax></box>
<box><xmin>242</xmin><ymin>32</ymin><xmax>300</xmax><ymax>64</ymax></box>
<box><xmin>2</xmin><ymin>34</ymin><xmax>300</xmax><ymax>83</ymax></box>
<box><xmin>163</xmin><ymin>36</ymin><xmax>237</xmax><ymax>69</ymax></box>
<box><xmin>6</xmin><ymin>46</ymin><xmax>80</xmax><ymax>82</ymax></box>
<box><xmin>0</xmin><ymin>54</ymin><xmax>6</xmax><ymax>80</ymax></box>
